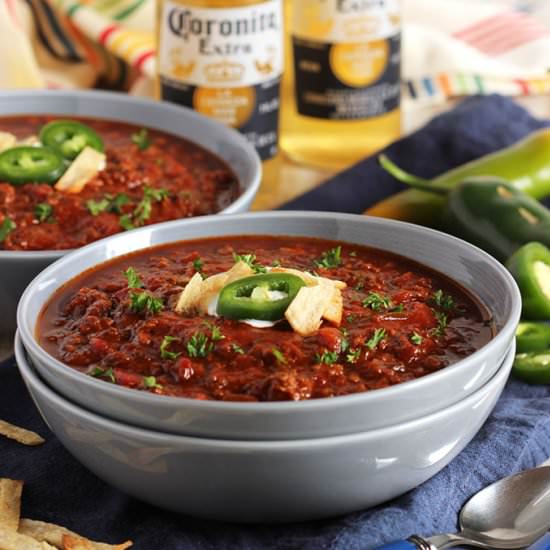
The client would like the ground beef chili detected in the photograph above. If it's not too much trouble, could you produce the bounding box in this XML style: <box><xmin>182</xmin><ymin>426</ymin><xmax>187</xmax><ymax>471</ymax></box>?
<box><xmin>0</xmin><ymin>116</ymin><xmax>239</xmax><ymax>250</ymax></box>
<box><xmin>37</xmin><ymin>236</ymin><xmax>495</xmax><ymax>402</ymax></box>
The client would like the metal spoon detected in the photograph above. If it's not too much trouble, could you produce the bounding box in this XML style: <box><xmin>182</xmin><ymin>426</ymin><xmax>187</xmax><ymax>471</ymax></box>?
<box><xmin>377</xmin><ymin>465</ymin><xmax>550</xmax><ymax>550</ymax></box>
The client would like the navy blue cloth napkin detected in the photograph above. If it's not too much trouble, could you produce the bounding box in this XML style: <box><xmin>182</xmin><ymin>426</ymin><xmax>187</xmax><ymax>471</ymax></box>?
<box><xmin>2</xmin><ymin>95</ymin><xmax>550</xmax><ymax>549</ymax></box>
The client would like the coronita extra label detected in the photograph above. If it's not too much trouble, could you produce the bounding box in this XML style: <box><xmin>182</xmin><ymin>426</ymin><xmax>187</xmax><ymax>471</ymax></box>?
<box><xmin>158</xmin><ymin>0</ymin><xmax>283</xmax><ymax>160</ymax></box>
<box><xmin>292</xmin><ymin>0</ymin><xmax>401</xmax><ymax>120</ymax></box>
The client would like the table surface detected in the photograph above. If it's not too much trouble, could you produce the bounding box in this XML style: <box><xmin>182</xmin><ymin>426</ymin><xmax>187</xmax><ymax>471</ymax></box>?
<box><xmin>3</xmin><ymin>95</ymin><xmax>548</xmax><ymax>361</ymax></box>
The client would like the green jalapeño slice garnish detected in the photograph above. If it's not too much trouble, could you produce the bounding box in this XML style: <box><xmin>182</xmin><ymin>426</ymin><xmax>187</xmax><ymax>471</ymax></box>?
<box><xmin>217</xmin><ymin>273</ymin><xmax>305</xmax><ymax>322</ymax></box>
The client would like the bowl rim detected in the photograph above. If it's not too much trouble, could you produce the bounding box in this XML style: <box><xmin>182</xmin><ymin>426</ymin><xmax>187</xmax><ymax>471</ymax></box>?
<box><xmin>17</xmin><ymin>210</ymin><xmax>522</xmax><ymax>413</ymax></box>
<box><xmin>14</xmin><ymin>330</ymin><xmax>515</xmax><ymax>448</ymax></box>
<box><xmin>0</xmin><ymin>88</ymin><xmax>261</xmax><ymax>258</ymax></box>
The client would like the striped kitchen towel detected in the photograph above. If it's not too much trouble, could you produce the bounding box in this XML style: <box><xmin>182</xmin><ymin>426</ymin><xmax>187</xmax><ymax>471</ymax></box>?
<box><xmin>403</xmin><ymin>0</ymin><xmax>550</xmax><ymax>103</ymax></box>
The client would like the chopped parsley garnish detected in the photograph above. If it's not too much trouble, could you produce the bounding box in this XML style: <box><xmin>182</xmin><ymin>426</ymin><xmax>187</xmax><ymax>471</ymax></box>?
<box><xmin>86</xmin><ymin>198</ymin><xmax>110</xmax><ymax>216</ymax></box>
<box><xmin>432</xmin><ymin>311</ymin><xmax>448</xmax><ymax>337</ymax></box>
<box><xmin>34</xmin><ymin>203</ymin><xmax>53</xmax><ymax>223</ymax></box>
<box><xmin>314</xmin><ymin>246</ymin><xmax>342</xmax><ymax>269</ymax></box>
<box><xmin>315</xmin><ymin>350</ymin><xmax>339</xmax><ymax>365</ymax></box>
<box><xmin>87</xmin><ymin>193</ymin><xmax>130</xmax><ymax>216</ymax></box>
<box><xmin>110</xmin><ymin>193</ymin><xmax>130</xmax><ymax>214</ymax></box>
<box><xmin>124</xmin><ymin>266</ymin><xmax>144</xmax><ymax>289</ymax></box>
<box><xmin>89</xmin><ymin>366</ymin><xmax>115</xmax><ymax>383</ymax></box>
<box><xmin>0</xmin><ymin>218</ymin><xmax>15</xmax><ymax>242</ymax></box>
<box><xmin>340</xmin><ymin>336</ymin><xmax>350</xmax><ymax>353</ymax></box>
<box><xmin>192</xmin><ymin>257</ymin><xmax>203</xmax><ymax>273</ymax></box>
<box><xmin>410</xmin><ymin>332</ymin><xmax>423</xmax><ymax>345</ymax></box>
<box><xmin>143</xmin><ymin>376</ymin><xmax>162</xmax><ymax>389</ymax></box>
<box><xmin>118</xmin><ymin>187</ymin><xmax>169</xmax><ymax>230</ymax></box>
<box><xmin>362</xmin><ymin>292</ymin><xmax>392</xmax><ymax>311</ymax></box>
<box><xmin>346</xmin><ymin>348</ymin><xmax>361</xmax><ymax>364</ymax></box>
<box><xmin>232</xmin><ymin>252</ymin><xmax>266</xmax><ymax>273</ymax></box>
<box><xmin>231</xmin><ymin>343</ymin><xmax>245</xmax><ymax>355</ymax></box>
<box><xmin>119</xmin><ymin>214</ymin><xmax>135</xmax><ymax>231</ymax></box>
<box><xmin>186</xmin><ymin>332</ymin><xmax>214</xmax><ymax>358</ymax></box>
<box><xmin>160</xmin><ymin>335</ymin><xmax>181</xmax><ymax>360</ymax></box>
<box><xmin>432</xmin><ymin>289</ymin><xmax>455</xmax><ymax>310</ymax></box>
<box><xmin>131</xmin><ymin>128</ymin><xmax>151</xmax><ymax>151</ymax></box>
<box><xmin>272</xmin><ymin>347</ymin><xmax>287</xmax><ymax>365</ymax></box>
<box><xmin>366</xmin><ymin>328</ymin><xmax>386</xmax><ymax>350</ymax></box>
<box><xmin>130</xmin><ymin>291</ymin><xmax>164</xmax><ymax>314</ymax></box>
<box><xmin>210</xmin><ymin>325</ymin><xmax>224</xmax><ymax>341</ymax></box>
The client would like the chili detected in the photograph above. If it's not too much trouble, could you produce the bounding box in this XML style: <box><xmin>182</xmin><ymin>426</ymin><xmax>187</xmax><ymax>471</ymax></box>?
<box><xmin>512</xmin><ymin>352</ymin><xmax>550</xmax><ymax>384</ymax></box>
<box><xmin>515</xmin><ymin>322</ymin><xmax>550</xmax><ymax>353</ymax></box>
<box><xmin>217</xmin><ymin>273</ymin><xmax>305</xmax><ymax>321</ymax></box>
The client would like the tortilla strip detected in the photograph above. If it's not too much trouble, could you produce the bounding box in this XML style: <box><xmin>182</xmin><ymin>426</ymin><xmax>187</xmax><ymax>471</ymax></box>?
<box><xmin>270</xmin><ymin>267</ymin><xmax>346</xmax><ymax>289</ymax></box>
<box><xmin>174</xmin><ymin>272</ymin><xmax>203</xmax><ymax>314</ymax></box>
<box><xmin>0</xmin><ymin>420</ymin><xmax>44</xmax><ymax>446</ymax></box>
<box><xmin>322</xmin><ymin>286</ymin><xmax>343</xmax><ymax>326</ymax></box>
<box><xmin>63</xmin><ymin>534</ymin><xmax>93</xmax><ymax>549</ymax></box>
<box><xmin>0</xmin><ymin>132</ymin><xmax>16</xmax><ymax>153</ymax></box>
<box><xmin>0</xmin><ymin>479</ymin><xmax>22</xmax><ymax>532</ymax></box>
<box><xmin>285</xmin><ymin>285</ymin><xmax>332</xmax><ymax>336</ymax></box>
<box><xmin>19</xmin><ymin>520</ymin><xmax>132</xmax><ymax>550</ymax></box>
<box><xmin>54</xmin><ymin>147</ymin><xmax>106</xmax><ymax>194</ymax></box>
<box><xmin>0</xmin><ymin>527</ymin><xmax>57</xmax><ymax>549</ymax></box>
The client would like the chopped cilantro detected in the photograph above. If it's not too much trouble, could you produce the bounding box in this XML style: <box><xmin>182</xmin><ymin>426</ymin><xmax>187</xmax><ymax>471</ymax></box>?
<box><xmin>87</xmin><ymin>193</ymin><xmax>130</xmax><ymax>216</ymax></box>
<box><xmin>432</xmin><ymin>289</ymin><xmax>455</xmax><ymax>310</ymax></box>
<box><xmin>346</xmin><ymin>314</ymin><xmax>355</xmax><ymax>324</ymax></box>
<box><xmin>391</xmin><ymin>303</ymin><xmax>405</xmax><ymax>313</ymax></box>
<box><xmin>34</xmin><ymin>203</ymin><xmax>53</xmax><ymax>223</ymax></box>
<box><xmin>366</xmin><ymin>328</ymin><xmax>386</xmax><ymax>350</ymax></box>
<box><xmin>133</xmin><ymin>186</ymin><xmax>169</xmax><ymax>226</ymax></box>
<box><xmin>432</xmin><ymin>310</ymin><xmax>448</xmax><ymax>337</ymax></box>
<box><xmin>410</xmin><ymin>332</ymin><xmax>423</xmax><ymax>345</ymax></box>
<box><xmin>210</xmin><ymin>325</ymin><xmax>224</xmax><ymax>341</ymax></box>
<box><xmin>0</xmin><ymin>218</ymin><xmax>15</xmax><ymax>242</ymax></box>
<box><xmin>131</xmin><ymin>128</ymin><xmax>151</xmax><ymax>151</ymax></box>
<box><xmin>89</xmin><ymin>366</ymin><xmax>115</xmax><ymax>383</ymax></box>
<box><xmin>231</xmin><ymin>343</ymin><xmax>245</xmax><ymax>355</ymax></box>
<box><xmin>232</xmin><ymin>252</ymin><xmax>266</xmax><ymax>273</ymax></box>
<box><xmin>119</xmin><ymin>214</ymin><xmax>135</xmax><ymax>231</ymax></box>
<box><xmin>315</xmin><ymin>350</ymin><xmax>339</xmax><ymax>365</ymax></box>
<box><xmin>346</xmin><ymin>348</ymin><xmax>361</xmax><ymax>364</ymax></box>
<box><xmin>124</xmin><ymin>266</ymin><xmax>144</xmax><ymax>289</ymax></box>
<box><xmin>86</xmin><ymin>198</ymin><xmax>110</xmax><ymax>216</ymax></box>
<box><xmin>272</xmin><ymin>347</ymin><xmax>287</xmax><ymax>365</ymax></box>
<box><xmin>192</xmin><ymin>257</ymin><xmax>203</xmax><ymax>273</ymax></box>
<box><xmin>362</xmin><ymin>292</ymin><xmax>392</xmax><ymax>311</ymax></box>
<box><xmin>130</xmin><ymin>291</ymin><xmax>164</xmax><ymax>314</ymax></box>
<box><xmin>143</xmin><ymin>376</ymin><xmax>162</xmax><ymax>389</ymax></box>
<box><xmin>354</xmin><ymin>282</ymin><xmax>364</xmax><ymax>291</ymax></box>
<box><xmin>186</xmin><ymin>332</ymin><xmax>214</xmax><ymax>358</ymax></box>
<box><xmin>110</xmin><ymin>193</ymin><xmax>130</xmax><ymax>214</ymax></box>
<box><xmin>160</xmin><ymin>335</ymin><xmax>181</xmax><ymax>360</ymax></box>
<box><xmin>314</xmin><ymin>246</ymin><xmax>342</xmax><ymax>269</ymax></box>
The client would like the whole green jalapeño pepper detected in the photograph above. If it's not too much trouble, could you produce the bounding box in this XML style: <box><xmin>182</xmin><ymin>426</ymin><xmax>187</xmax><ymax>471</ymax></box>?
<box><xmin>512</xmin><ymin>352</ymin><xmax>550</xmax><ymax>384</ymax></box>
<box><xmin>217</xmin><ymin>273</ymin><xmax>305</xmax><ymax>322</ymax></box>
<box><xmin>392</xmin><ymin>175</ymin><xmax>550</xmax><ymax>262</ymax></box>
<box><xmin>39</xmin><ymin>120</ymin><xmax>104</xmax><ymax>160</ymax></box>
<box><xmin>507</xmin><ymin>243</ymin><xmax>550</xmax><ymax>319</ymax></box>
<box><xmin>371</xmin><ymin>129</ymin><xmax>550</xmax><ymax>227</ymax></box>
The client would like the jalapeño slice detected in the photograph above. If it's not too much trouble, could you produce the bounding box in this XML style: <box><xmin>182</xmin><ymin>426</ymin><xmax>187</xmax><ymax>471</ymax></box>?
<box><xmin>39</xmin><ymin>120</ymin><xmax>104</xmax><ymax>160</ymax></box>
<box><xmin>0</xmin><ymin>146</ymin><xmax>65</xmax><ymax>185</ymax></box>
<box><xmin>217</xmin><ymin>273</ymin><xmax>305</xmax><ymax>322</ymax></box>
<box><xmin>516</xmin><ymin>322</ymin><xmax>550</xmax><ymax>353</ymax></box>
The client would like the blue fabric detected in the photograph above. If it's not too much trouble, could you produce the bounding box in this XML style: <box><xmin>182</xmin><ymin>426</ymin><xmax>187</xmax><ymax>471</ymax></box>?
<box><xmin>2</xmin><ymin>95</ymin><xmax>550</xmax><ymax>549</ymax></box>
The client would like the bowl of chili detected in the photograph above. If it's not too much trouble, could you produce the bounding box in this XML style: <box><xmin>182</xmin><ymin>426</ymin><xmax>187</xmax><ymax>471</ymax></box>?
<box><xmin>18</xmin><ymin>212</ymin><xmax>521</xmax><ymax>440</ymax></box>
<box><xmin>0</xmin><ymin>89</ymin><xmax>261</xmax><ymax>338</ymax></box>
<box><xmin>14</xmin><ymin>331</ymin><xmax>515</xmax><ymax>523</ymax></box>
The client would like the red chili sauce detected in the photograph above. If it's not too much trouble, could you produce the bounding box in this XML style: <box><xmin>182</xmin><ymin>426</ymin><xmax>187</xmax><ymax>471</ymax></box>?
<box><xmin>37</xmin><ymin>236</ymin><xmax>495</xmax><ymax>402</ymax></box>
<box><xmin>0</xmin><ymin>116</ymin><xmax>239</xmax><ymax>250</ymax></box>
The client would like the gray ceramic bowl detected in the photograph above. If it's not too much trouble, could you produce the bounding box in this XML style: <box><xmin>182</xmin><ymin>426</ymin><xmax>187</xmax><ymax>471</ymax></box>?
<box><xmin>18</xmin><ymin>212</ymin><xmax>521</xmax><ymax>440</ymax></box>
<box><xmin>0</xmin><ymin>90</ymin><xmax>261</xmax><ymax>338</ymax></box>
<box><xmin>15</xmin><ymin>331</ymin><xmax>515</xmax><ymax>523</ymax></box>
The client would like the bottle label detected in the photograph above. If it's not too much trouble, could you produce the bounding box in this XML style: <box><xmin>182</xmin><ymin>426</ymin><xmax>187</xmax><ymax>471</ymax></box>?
<box><xmin>158</xmin><ymin>0</ymin><xmax>283</xmax><ymax>160</ymax></box>
<box><xmin>292</xmin><ymin>0</ymin><xmax>400</xmax><ymax>121</ymax></box>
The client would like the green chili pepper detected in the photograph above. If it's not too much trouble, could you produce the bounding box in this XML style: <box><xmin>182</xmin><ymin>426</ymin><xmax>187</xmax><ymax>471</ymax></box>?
<box><xmin>392</xmin><ymin>175</ymin><xmax>550</xmax><ymax>262</ymax></box>
<box><xmin>217</xmin><ymin>273</ymin><xmax>305</xmax><ymax>322</ymax></box>
<box><xmin>512</xmin><ymin>351</ymin><xmax>550</xmax><ymax>384</ymax></box>
<box><xmin>515</xmin><ymin>322</ymin><xmax>550</xmax><ymax>353</ymax></box>
<box><xmin>370</xmin><ymin>129</ymin><xmax>550</xmax><ymax>226</ymax></box>
<box><xmin>39</xmin><ymin>120</ymin><xmax>104</xmax><ymax>160</ymax></box>
<box><xmin>0</xmin><ymin>146</ymin><xmax>65</xmax><ymax>185</ymax></box>
<box><xmin>507</xmin><ymin>242</ymin><xmax>550</xmax><ymax>319</ymax></box>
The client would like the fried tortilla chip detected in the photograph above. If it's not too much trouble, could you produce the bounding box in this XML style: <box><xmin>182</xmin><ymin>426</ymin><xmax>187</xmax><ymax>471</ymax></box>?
<box><xmin>0</xmin><ymin>419</ymin><xmax>44</xmax><ymax>446</ymax></box>
<box><xmin>0</xmin><ymin>479</ymin><xmax>22</xmax><ymax>532</ymax></box>
<box><xmin>174</xmin><ymin>272</ymin><xmax>203</xmax><ymax>314</ymax></box>
<box><xmin>270</xmin><ymin>267</ymin><xmax>346</xmax><ymax>289</ymax></box>
<box><xmin>63</xmin><ymin>534</ymin><xmax>93</xmax><ymax>549</ymax></box>
<box><xmin>19</xmin><ymin>519</ymin><xmax>132</xmax><ymax>550</ymax></box>
<box><xmin>285</xmin><ymin>285</ymin><xmax>332</xmax><ymax>336</ymax></box>
<box><xmin>0</xmin><ymin>528</ymin><xmax>57</xmax><ymax>549</ymax></box>
<box><xmin>322</xmin><ymin>286</ymin><xmax>343</xmax><ymax>326</ymax></box>
<box><xmin>54</xmin><ymin>147</ymin><xmax>106</xmax><ymax>194</ymax></box>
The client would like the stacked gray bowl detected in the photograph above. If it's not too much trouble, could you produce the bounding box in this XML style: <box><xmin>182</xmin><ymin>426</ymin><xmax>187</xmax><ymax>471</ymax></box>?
<box><xmin>16</xmin><ymin>212</ymin><xmax>521</xmax><ymax>523</ymax></box>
